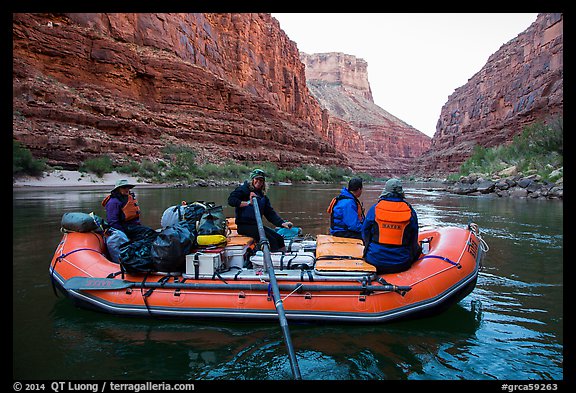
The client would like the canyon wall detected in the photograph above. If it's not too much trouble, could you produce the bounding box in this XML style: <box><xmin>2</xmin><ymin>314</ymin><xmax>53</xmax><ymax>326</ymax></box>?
<box><xmin>15</xmin><ymin>13</ymin><xmax>551</xmax><ymax>179</ymax></box>
<box><xmin>301</xmin><ymin>52</ymin><xmax>431</xmax><ymax>177</ymax></box>
<box><xmin>417</xmin><ymin>13</ymin><xmax>563</xmax><ymax>175</ymax></box>
<box><xmin>13</xmin><ymin>13</ymin><xmax>343</xmax><ymax>170</ymax></box>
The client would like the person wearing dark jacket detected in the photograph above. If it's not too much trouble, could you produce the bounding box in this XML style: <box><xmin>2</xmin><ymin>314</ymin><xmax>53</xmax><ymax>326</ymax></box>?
<box><xmin>228</xmin><ymin>169</ymin><xmax>293</xmax><ymax>252</ymax></box>
<box><xmin>327</xmin><ymin>177</ymin><xmax>365</xmax><ymax>239</ymax></box>
<box><xmin>361</xmin><ymin>178</ymin><xmax>421</xmax><ymax>274</ymax></box>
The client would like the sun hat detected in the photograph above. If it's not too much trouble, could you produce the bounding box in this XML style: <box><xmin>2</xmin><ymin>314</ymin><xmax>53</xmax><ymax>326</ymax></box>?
<box><xmin>250</xmin><ymin>168</ymin><xmax>266</xmax><ymax>180</ymax></box>
<box><xmin>379</xmin><ymin>178</ymin><xmax>404</xmax><ymax>198</ymax></box>
<box><xmin>112</xmin><ymin>179</ymin><xmax>135</xmax><ymax>192</ymax></box>
<box><xmin>347</xmin><ymin>177</ymin><xmax>363</xmax><ymax>192</ymax></box>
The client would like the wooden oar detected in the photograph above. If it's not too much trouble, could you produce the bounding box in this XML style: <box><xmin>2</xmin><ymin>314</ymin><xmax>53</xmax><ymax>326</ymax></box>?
<box><xmin>251</xmin><ymin>196</ymin><xmax>302</xmax><ymax>380</ymax></box>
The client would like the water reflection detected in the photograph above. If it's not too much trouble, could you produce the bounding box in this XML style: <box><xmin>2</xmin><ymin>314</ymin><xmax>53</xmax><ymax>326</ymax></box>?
<box><xmin>49</xmin><ymin>296</ymin><xmax>483</xmax><ymax>380</ymax></box>
<box><xmin>13</xmin><ymin>184</ymin><xmax>563</xmax><ymax>380</ymax></box>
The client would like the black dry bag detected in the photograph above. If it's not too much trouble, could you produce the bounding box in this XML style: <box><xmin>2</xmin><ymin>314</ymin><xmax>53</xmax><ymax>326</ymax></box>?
<box><xmin>118</xmin><ymin>235</ymin><xmax>158</xmax><ymax>273</ymax></box>
<box><xmin>151</xmin><ymin>223</ymin><xmax>195</xmax><ymax>272</ymax></box>
<box><xmin>197</xmin><ymin>205</ymin><xmax>227</xmax><ymax>236</ymax></box>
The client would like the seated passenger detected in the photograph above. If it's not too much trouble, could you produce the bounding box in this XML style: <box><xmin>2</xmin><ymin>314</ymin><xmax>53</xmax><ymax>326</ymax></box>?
<box><xmin>327</xmin><ymin>177</ymin><xmax>365</xmax><ymax>239</ymax></box>
<box><xmin>102</xmin><ymin>179</ymin><xmax>142</xmax><ymax>233</ymax></box>
<box><xmin>361</xmin><ymin>178</ymin><xmax>421</xmax><ymax>274</ymax></box>
<box><xmin>227</xmin><ymin>168</ymin><xmax>293</xmax><ymax>252</ymax></box>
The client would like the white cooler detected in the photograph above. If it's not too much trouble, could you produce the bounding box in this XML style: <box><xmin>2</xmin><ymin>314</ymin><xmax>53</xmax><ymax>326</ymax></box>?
<box><xmin>223</xmin><ymin>235</ymin><xmax>254</xmax><ymax>269</ymax></box>
<box><xmin>285</xmin><ymin>239</ymin><xmax>317</xmax><ymax>252</ymax></box>
<box><xmin>185</xmin><ymin>251</ymin><xmax>224</xmax><ymax>277</ymax></box>
<box><xmin>250</xmin><ymin>251</ymin><xmax>315</xmax><ymax>270</ymax></box>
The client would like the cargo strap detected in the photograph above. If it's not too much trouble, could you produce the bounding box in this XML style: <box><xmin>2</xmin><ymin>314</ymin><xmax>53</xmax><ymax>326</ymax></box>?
<box><xmin>316</xmin><ymin>255</ymin><xmax>359</xmax><ymax>260</ymax></box>
<box><xmin>50</xmin><ymin>243</ymin><xmax>64</xmax><ymax>297</ymax></box>
<box><xmin>286</xmin><ymin>239</ymin><xmax>295</xmax><ymax>252</ymax></box>
<box><xmin>106</xmin><ymin>271</ymin><xmax>123</xmax><ymax>278</ymax></box>
<box><xmin>140</xmin><ymin>275</ymin><xmax>171</xmax><ymax>317</ymax></box>
<box><xmin>211</xmin><ymin>271</ymin><xmax>228</xmax><ymax>284</ymax></box>
<box><xmin>285</xmin><ymin>237</ymin><xmax>304</xmax><ymax>252</ymax></box>
<box><xmin>267</xmin><ymin>283</ymin><xmax>273</xmax><ymax>302</ymax></box>
<box><xmin>279</xmin><ymin>254</ymin><xmax>300</xmax><ymax>270</ymax></box>
<box><xmin>56</xmin><ymin>248</ymin><xmax>104</xmax><ymax>261</ymax></box>
<box><xmin>419</xmin><ymin>254</ymin><xmax>460</xmax><ymax>268</ymax></box>
<box><xmin>373</xmin><ymin>275</ymin><xmax>391</xmax><ymax>286</ymax></box>
<box><xmin>300</xmin><ymin>269</ymin><xmax>314</xmax><ymax>282</ymax></box>
<box><xmin>51</xmin><ymin>247</ymin><xmax>106</xmax><ymax>297</ymax></box>
<box><xmin>211</xmin><ymin>266</ymin><xmax>243</xmax><ymax>281</ymax></box>
<box><xmin>224</xmin><ymin>266</ymin><xmax>243</xmax><ymax>280</ymax></box>
<box><xmin>193</xmin><ymin>253</ymin><xmax>200</xmax><ymax>280</ymax></box>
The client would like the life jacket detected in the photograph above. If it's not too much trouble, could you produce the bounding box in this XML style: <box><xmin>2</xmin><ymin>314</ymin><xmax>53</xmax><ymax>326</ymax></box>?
<box><xmin>327</xmin><ymin>195</ymin><xmax>364</xmax><ymax>228</ymax></box>
<box><xmin>372</xmin><ymin>200</ymin><xmax>412</xmax><ymax>246</ymax></box>
<box><xmin>102</xmin><ymin>193</ymin><xmax>141</xmax><ymax>221</ymax></box>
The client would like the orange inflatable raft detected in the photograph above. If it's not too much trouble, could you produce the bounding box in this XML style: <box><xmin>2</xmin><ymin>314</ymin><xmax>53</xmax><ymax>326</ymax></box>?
<box><xmin>49</xmin><ymin>221</ymin><xmax>487</xmax><ymax>323</ymax></box>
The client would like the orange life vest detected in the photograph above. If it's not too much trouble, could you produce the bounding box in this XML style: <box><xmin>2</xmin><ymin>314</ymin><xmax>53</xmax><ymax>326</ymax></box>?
<box><xmin>373</xmin><ymin>200</ymin><xmax>412</xmax><ymax>246</ymax></box>
<box><xmin>101</xmin><ymin>193</ymin><xmax>141</xmax><ymax>221</ymax></box>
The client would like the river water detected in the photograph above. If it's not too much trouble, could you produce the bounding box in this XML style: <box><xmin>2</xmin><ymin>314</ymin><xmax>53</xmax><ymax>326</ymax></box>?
<box><xmin>12</xmin><ymin>182</ymin><xmax>564</xmax><ymax>381</ymax></box>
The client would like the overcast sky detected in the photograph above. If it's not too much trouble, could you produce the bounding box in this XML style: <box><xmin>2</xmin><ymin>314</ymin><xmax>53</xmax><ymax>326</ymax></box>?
<box><xmin>272</xmin><ymin>13</ymin><xmax>539</xmax><ymax>137</ymax></box>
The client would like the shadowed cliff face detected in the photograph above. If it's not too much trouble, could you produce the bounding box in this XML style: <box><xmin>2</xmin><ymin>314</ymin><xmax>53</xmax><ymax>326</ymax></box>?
<box><xmin>13</xmin><ymin>13</ymin><xmax>558</xmax><ymax>178</ymax></box>
<box><xmin>301</xmin><ymin>52</ymin><xmax>432</xmax><ymax>177</ymax></box>
<box><xmin>416</xmin><ymin>13</ymin><xmax>563</xmax><ymax>175</ymax></box>
<box><xmin>12</xmin><ymin>13</ymin><xmax>345</xmax><ymax>170</ymax></box>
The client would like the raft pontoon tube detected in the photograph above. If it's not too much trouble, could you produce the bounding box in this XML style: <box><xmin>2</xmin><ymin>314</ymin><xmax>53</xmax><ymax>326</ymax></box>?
<box><xmin>50</xmin><ymin>222</ymin><xmax>487</xmax><ymax>323</ymax></box>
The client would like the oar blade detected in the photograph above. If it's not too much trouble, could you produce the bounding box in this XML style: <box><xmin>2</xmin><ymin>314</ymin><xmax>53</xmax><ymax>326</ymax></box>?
<box><xmin>64</xmin><ymin>277</ymin><xmax>133</xmax><ymax>291</ymax></box>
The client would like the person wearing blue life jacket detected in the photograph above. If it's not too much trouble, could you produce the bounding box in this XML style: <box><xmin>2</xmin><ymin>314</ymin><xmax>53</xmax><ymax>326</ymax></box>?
<box><xmin>327</xmin><ymin>177</ymin><xmax>365</xmax><ymax>239</ymax></box>
<box><xmin>228</xmin><ymin>169</ymin><xmax>293</xmax><ymax>252</ymax></box>
<box><xmin>362</xmin><ymin>178</ymin><xmax>421</xmax><ymax>274</ymax></box>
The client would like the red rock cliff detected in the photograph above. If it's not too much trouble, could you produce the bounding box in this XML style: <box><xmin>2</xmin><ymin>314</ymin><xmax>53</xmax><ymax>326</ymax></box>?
<box><xmin>301</xmin><ymin>52</ymin><xmax>431</xmax><ymax>177</ymax></box>
<box><xmin>13</xmin><ymin>13</ymin><xmax>344</xmax><ymax>169</ymax></box>
<box><xmin>417</xmin><ymin>13</ymin><xmax>563</xmax><ymax>175</ymax></box>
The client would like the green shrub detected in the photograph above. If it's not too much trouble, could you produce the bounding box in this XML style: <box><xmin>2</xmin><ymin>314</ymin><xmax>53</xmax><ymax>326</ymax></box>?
<box><xmin>13</xmin><ymin>140</ymin><xmax>46</xmax><ymax>177</ymax></box>
<box><xmin>275</xmin><ymin>169</ymin><xmax>293</xmax><ymax>182</ymax></box>
<box><xmin>14</xmin><ymin>136</ymin><xmax>376</xmax><ymax>185</ymax></box>
<box><xmin>137</xmin><ymin>159</ymin><xmax>163</xmax><ymax>180</ymax></box>
<box><xmin>354</xmin><ymin>172</ymin><xmax>376</xmax><ymax>182</ymax></box>
<box><xmin>288</xmin><ymin>167</ymin><xmax>308</xmax><ymax>182</ymax></box>
<box><xmin>458</xmin><ymin>117</ymin><xmax>563</xmax><ymax>180</ymax></box>
<box><xmin>162</xmin><ymin>144</ymin><xmax>197</xmax><ymax>160</ymax></box>
<box><xmin>79</xmin><ymin>155</ymin><xmax>114</xmax><ymax>177</ymax></box>
<box><xmin>116</xmin><ymin>161</ymin><xmax>141</xmax><ymax>174</ymax></box>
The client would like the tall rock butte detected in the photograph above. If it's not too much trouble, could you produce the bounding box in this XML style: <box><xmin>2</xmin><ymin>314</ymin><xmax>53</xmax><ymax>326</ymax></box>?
<box><xmin>300</xmin><ymin>52</ymin><xmax>431</xmax><ymax>177</ymax></box>
<box><xmin>417</xmin><ymin>13</ymin><xmax>563</xmax><ymax>175</ymax></box>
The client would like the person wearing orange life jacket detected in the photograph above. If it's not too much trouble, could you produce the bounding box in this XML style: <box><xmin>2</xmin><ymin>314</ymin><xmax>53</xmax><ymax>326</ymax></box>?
<box><xmin>361</xmin><ymin>178</ymin><xmax>421</xmax><ymax>274</ymax></box>
<box><xmin>101</xmin><ymin>179</ymin><xmax>142</xmax><ymax>233</ymax></box>
<box><xmin>327</xmin><ymin>177</ymin><xmax>365</xmax><ymax>239</ymax></box>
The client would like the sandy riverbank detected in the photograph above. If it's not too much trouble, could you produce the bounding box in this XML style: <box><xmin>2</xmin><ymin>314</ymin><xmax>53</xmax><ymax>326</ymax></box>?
<box><xmin>12</xmin><ymin>170</ymin><xmax>161</xmax><ymax>189</ymax></box>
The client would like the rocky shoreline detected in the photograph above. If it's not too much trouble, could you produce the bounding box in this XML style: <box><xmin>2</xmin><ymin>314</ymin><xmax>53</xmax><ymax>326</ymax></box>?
<box><xmin>438</xmin><ymin>171</ymin><xmax>563</xmax><ymax>200</ymax></box>
<box><xmin>14</xmin><ymin>168</ymin><xmax>563</xmax><ymax>201</ymax></box>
